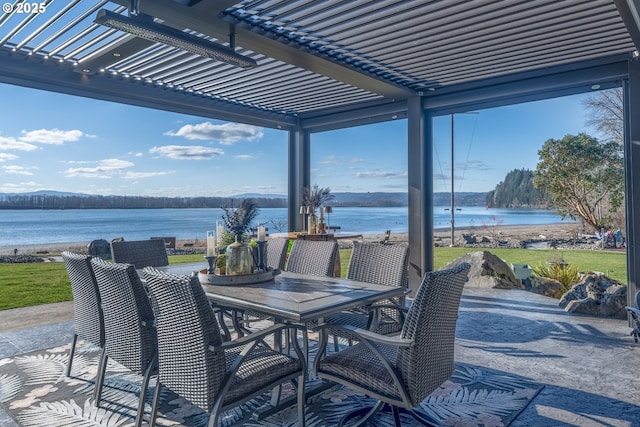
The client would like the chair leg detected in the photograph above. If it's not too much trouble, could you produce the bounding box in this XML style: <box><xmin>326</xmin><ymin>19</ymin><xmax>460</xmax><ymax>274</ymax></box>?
<box><xmin>297</xmin><ymin>373</ymin><xmax>306</xmax><ymax>427</ymax></box>
<box><xmin>93</xmin><ymin>349</ymin><xmax>108</xmax><ymax>406</ymax></box>
<box><xmin>135</xmin><ymin>354</ymin><xmax>157</xmax><ymax>427</ymax></box>
<box><xmin>338</xmin><ymin>400</ymin><xmax>385</xmax><ymax>427</ymax></box>
<box><xmin>392</xmin><ymin>406</ymin><xmax>402</xmax><ymax>427</ymax></box>
<box><xmin>149</xmin><ymin>381</ymin><xmax>162</xmax><ymax>427</ymax></box>
<box><xmin>66</xmin><ymin>333</ymin><xmax>78</xmax><ymax>377</ymax></box>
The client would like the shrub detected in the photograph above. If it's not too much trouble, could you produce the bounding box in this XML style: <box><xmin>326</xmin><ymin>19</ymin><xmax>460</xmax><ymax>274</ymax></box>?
<box><xmin>532</xmin><ymin>261</ymin><xmax>581</xmax><ymax>290</ymax></box>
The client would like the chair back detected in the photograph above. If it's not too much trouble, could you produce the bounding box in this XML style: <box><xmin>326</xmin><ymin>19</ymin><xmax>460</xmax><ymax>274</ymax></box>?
<box><xmin>265</xmin><ymin>238</ymin><xmax>288</xmax><ymax>270</ymax></box>
<box><xmin>90</xmin><ymin>258</ymin><xmax>157</xmax><ymax>375</ymax></box>
<box><xmin>285</xmin><ymin>239</ymin><xmax>338</xmax><ymax>277</ymax></box>
<box><xmin>347</xmin><ymin>241</ymin><xmax>409</xmax><ymax>288</ymax></box>
<box><xmin>62</xmin><ymin>251</ymin><xmax>104</xmax><ymax>347</ymax></box>
<box><xmin>143</xmin><ymin>268</ymin><xmax>226</xmax><ymax>410</ymax></box>
<box><xmin>110</xmin><ymin>239</ymin><xmax>169</xmax><ymax>269</ymax></box>
<box><xmin>396</xmin><ymin>262</ymin><xmax>470</xmax><ymax>405</ymax></box>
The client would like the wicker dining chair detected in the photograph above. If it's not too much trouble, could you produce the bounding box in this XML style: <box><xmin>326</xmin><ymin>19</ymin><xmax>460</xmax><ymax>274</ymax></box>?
<box><xmin>313</xmin><ymin>262</ymin><xmax>470</xmax><ymax>427</ymax></box>
<box><xmin>61</xmin><ymin>251</ymin><xmax>105</xmax><ymax>377</ymax></box>
<box><xmin>265</xmin><ymin>238</ymin><xmax>289</xmax><ymax>271</ymax></box>
<box><xmin>90</xmin><ymin>258</ymin><xmax>157</xmax><ymax>427</ymax></box>
<box><xmin>110</xmin><ymin>239</ymin><xmax>169</xmax><ymax>269</ymax></box>
<box><xmin>323</xmin><ymin>241</ymin><xmax>409</xmax><ymax>350</ymax></box>
<box><xmin>142</xmin><ymin>267</ymin><xmax>306</xmax><ymax>427</ymax></box>
<box><xmin>285</xmin><ymin>239</ymin><xmax>338</xmax><ymax>277</ymax></box>
<box><xmin>626</xmin><ymin>290</ymin><xmax>640</xmax><ymax>343</ymax></box>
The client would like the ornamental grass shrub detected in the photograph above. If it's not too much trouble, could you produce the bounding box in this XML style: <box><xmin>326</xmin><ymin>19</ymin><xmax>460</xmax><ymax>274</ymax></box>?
<box><xmin>532</xmin><ymin>260</ymin><xmax>581</xmax><ymax>290</ymax></box>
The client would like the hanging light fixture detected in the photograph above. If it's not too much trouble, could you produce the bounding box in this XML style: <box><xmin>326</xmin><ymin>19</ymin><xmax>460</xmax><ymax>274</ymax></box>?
<box><xmin>94</xmin><ymin>9</ymin><xmax>257</xmax><ymax>69</ymax></box>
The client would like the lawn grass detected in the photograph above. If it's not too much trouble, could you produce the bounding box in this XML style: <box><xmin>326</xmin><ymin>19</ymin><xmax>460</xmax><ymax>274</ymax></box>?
<box><xmin>0</xmin><ymin>248</ymin><xmax>627</xmax><ymax>311</ymax></box>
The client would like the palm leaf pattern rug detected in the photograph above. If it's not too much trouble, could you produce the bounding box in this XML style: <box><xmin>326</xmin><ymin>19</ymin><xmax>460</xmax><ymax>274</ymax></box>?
<box><xmin>0</xmin><ymin>341</ymin><xmax>541</xmax><ymax>427</ymax></box>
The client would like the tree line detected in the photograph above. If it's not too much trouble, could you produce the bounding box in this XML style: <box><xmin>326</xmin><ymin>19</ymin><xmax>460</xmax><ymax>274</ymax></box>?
<box><xmin>0</xmin><ymin>194</ymin><xmax>288</xmax><ymax>210</ymax></box>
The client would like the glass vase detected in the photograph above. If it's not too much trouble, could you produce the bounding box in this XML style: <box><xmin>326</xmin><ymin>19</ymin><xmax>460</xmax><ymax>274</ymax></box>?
<box><xmin>225</xmin><ymin>235</ymin><xmax>253</xmax><ymax>275</ymax></box>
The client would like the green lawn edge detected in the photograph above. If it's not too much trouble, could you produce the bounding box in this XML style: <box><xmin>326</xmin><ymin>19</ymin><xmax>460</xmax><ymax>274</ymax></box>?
<box><xmin>0</xmin><ymin>248</ymin><xmax>627</xmax><ymax>311</ymax></box>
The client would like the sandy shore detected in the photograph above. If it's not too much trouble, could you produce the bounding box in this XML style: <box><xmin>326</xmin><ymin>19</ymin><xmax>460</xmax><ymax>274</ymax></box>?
<box><xmin>0</xmin><ymin>223</ymin><xmax>583</xmax><ymax>256</ymax></box>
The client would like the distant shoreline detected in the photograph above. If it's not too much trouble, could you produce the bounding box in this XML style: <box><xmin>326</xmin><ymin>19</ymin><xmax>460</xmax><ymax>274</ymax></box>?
<box><xmin>0</xmin><ymin>223</ymin><xmax>582</xmax><ymax>256</ymax></box>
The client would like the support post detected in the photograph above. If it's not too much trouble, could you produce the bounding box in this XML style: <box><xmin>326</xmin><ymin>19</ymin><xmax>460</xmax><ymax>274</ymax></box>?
<box><xmin>288</xmin><ymin>123</ymin><xmax>310</xmax><ymax>232</ymax></box>
<box><xmin>625</xmin><ymin>59</ymin><xmax>640</xmax><ymax>311</ymax></box>
<box><xmin>407</xmin><ymin>96</ymin><xmax>433</xmax><ymax>295</ymax></box>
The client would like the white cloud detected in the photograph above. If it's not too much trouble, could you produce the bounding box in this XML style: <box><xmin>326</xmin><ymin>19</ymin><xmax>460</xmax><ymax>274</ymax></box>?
<box><xmin>350</xmin><ymin>158</ymin><xmax>366</xmax><ymax>163</ymax></box>
<box><xmin>355</xmin><ymin>170</ymin><xmax>408</xmax><ymax>179</ymax></box>
<box><xmin>19</xmin><ymin>128</ymin><xmax>92</xmax><ymax>144</ymax></box>
<box><xmin>0</xmin><ymin>153</ymin><xmax>18</xmax><ymax>162</ymax></box>
<box><xmin>320</xmin><ymin>155</ymin><xmax>340</xmax><ymax>165</ymax></box>
<box><xmin>149</xmin><ymin>145</ymin><xmax>223</xmax><ymax>160</ymax></box>
<box><xmin>460</xmin><ymin>160</ymin><xmax>492</xmax><ymax>171</ymax></box>
<box><xmin>123</xmin><ymin>171</ymin><xmax>175</xmax><ymax>179</ymax></box>
<box><xmin>234</xmin><ymin>154</ymin><xmax>256</xmax><ymax>160</ymax></box>
<box><xmin>0</xmin><ymin>136</ymin><xmax>37</xmax><ymax>151</ymax></box>
<box><xmin>2</xmin><ymin>165</ymin><xmax>36</xmax><ymax>175</ymax></box>
<box><xmin>165</xmin><ymin>122</ymin><xmax>264</xmax><ymax>145</ymax></box>
<box><xmin>0</xmin><ymin>181</ymin><xmax>38</xmax><ymax>192</ymax></box>
<box><xmin>64</xmin><ymin>158</ymin><xmax>134</xmax><ymax>178</ymax></box>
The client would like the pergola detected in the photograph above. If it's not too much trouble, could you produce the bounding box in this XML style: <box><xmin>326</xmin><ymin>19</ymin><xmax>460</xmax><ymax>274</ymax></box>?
<box><xmin>1</xmin><ymin>0</ymin><xmax>639</xmax><ymax>298</ymax></box>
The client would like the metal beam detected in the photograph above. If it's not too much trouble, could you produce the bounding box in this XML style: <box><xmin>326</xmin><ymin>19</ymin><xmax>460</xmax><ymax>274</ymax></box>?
<box><xmin>110</xmin><ymin>0</ymin><xmax>413</xmax><ymax>99</ymax></box>
<box><xmin>78</xmin><ymin>36</ymin><xmax>155</xmax><ymax>74</ymax></box>
<box><xmin>0</xmin><ymin>49</ymin><xmax>297</xmax><ymax>130</ymax></box>
<box><xmin>614</xmin><ymin>0</ymin><xmax>640</xmax><ymax>50</ymax></box>
<box><xmin>300</xmin><ymin>100</ymin><xmax>409</xmax><ymax>133</ymax></box>
<box><xmin>423</xmin><ymin>59</ymin><xmax>630</xmax><ymax>115</ymax></box>
<box><xmin>294</xmin><ymin>58</ymin><xmax>631</xmax><ymax>133</ymax></box>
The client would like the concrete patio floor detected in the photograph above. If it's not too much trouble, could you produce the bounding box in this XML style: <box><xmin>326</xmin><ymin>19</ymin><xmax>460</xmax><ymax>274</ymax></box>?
<box><xmin>1</xmin><ymin>287</ymin><xmax>639</xmax><ymax>426</ymax></box>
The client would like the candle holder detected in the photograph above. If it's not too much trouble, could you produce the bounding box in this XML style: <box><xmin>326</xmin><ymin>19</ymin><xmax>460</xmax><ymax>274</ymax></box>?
<box><xmin>205</xmin><ymin>255</ymin><xmax>217</xmax><ymax>274</ymax></box>
<box><xmin>325</xmin><ymin>206</ymin><xmax>333</xmax><ymax>230</ymax></box>
<box><xmin>257</xmin><ymin>240</ymin><xmax>266</xmax><ymax>271</ymax></box>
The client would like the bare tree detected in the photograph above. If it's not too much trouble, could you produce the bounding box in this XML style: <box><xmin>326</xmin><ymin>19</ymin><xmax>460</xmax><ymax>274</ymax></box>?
<box><xmin>582</xmin><ymin>87</ymin><xmax>624</xmax><ymax>145</ymax></box>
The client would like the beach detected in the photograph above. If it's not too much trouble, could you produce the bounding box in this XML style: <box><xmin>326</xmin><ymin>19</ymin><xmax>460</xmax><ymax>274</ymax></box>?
<box><xmin>0</xmin><ymin>223</ymin><xmax>589</xmax><ymax>256</ymax></box>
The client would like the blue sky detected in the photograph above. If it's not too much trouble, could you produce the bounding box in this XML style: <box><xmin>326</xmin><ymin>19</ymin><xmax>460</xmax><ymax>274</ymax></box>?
<box><xmin>0</xmin><ymin>82</ymin><xmax>597</xmax><ymax>197</ymax></box>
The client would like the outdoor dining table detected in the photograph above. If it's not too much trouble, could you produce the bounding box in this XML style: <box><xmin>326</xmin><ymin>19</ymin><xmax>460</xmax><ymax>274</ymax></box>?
<box><xmin>152</xmin><ymin>262</ymin><xmax>407</xmax><ymax>418</ymax></box>
<box><xmin>154</xmin><ymin>262</ymin><xmax>404</xmax><ymax>324</ymax></box>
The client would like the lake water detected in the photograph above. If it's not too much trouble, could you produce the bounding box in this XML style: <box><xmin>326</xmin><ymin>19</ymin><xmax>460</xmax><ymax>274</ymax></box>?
<box><xmin>0</xmin><ymin>206</ymin><xmax>575</xmax><ymax>247</ymax></box>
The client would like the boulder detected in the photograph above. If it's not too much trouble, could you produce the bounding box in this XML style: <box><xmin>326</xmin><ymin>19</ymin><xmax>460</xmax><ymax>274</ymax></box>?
<box><xmin>529</xmin><ymin>276</ymin><xmax>565</xmax><ymax>299</ymax></box>
<box><xmin>559</xmin><ymin>273</ymin><xmax>627</xmax><ymax>318</ymax></box>
<box><xmin>460</xmin><ymin>233</ymin><xmax>477</xmax><ymax>244</ymax></box>
<box><xmin>444</xmin><ymin>251</ymin><xmax>523</xmax><ymax>289</ymax></box>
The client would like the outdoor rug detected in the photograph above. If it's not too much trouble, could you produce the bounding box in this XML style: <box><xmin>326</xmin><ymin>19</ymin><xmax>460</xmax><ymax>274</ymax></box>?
<box><xmin>0</xmin><ymin>341</ymin><xmax>542</xmax><ymax>426</ymax></box>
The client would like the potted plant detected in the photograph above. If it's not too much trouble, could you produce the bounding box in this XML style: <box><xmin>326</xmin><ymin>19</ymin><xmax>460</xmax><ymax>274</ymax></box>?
<box><xmin>302</xmin><ymin>184</ymin><xmax>334</xmax><ymax>233</ymax></box>
<box><xmin>221</xmin><ymin>199</ymin><xmax>259</xmax><ymax>275</ymax></box>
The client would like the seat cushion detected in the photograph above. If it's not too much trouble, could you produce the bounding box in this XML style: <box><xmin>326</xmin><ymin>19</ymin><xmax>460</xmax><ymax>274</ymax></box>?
<box><xmin>316</xmin><ymin>342</ymin><xmax>401</xmax><ymax>401</ymax></box>
<box><xmin>223</xmin><ymin>346</ymin><xmax>303</xmax><ymax>405</ymax></box>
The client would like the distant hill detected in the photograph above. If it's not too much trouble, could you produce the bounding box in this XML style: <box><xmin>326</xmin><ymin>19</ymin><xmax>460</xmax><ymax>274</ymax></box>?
<box><xmin>231</xmin><ymin>193</ymin><xmax>288</xmax><ymax>199</ymax></box>
<box><xmin>0</xmin><ymin>190</ymin><xmax>489</xmax><ymax>209</ymax></box>
<box><xmin>0</xmin><ymin>190</ymin><xmax>92</xmax><ymax>200</ymax></box>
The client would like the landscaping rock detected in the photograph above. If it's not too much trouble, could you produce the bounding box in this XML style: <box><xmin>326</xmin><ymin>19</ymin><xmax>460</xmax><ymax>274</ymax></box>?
<box><xmin>0</xmin><ymin>255</ymin><xmax>44</xmax><ymax>263</ymax></box>
<box><xmin>559</xmin><ymin>273</ymin><xmax>627</xmax><ymax>318</ymax></box>
<box><xmin>529</xmin><ymin>276</ymin><xmax>565</xmax><ymax>299</ymax></box>
<box><xmin>444</xmin><ymin>250</ymin><xmax>523</xmax><ymax>289</ymax></box>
